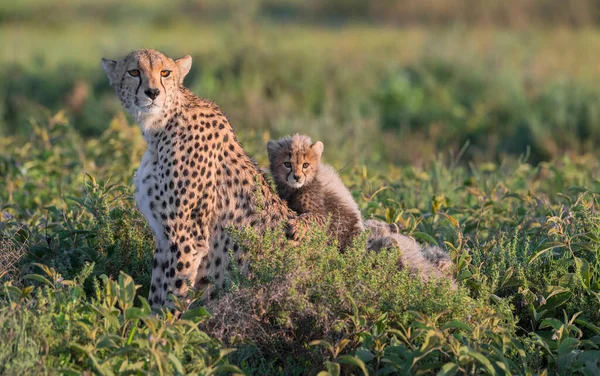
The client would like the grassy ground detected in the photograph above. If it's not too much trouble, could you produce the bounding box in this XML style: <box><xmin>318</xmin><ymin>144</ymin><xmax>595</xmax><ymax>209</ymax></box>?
<box><xmin>1</xmin><ymin>8</ymin><xmax>600</xmax><ymax>374</ymax></box>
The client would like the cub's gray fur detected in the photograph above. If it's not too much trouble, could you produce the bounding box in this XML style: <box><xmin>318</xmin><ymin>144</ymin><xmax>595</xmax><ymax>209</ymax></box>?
<box><xmin>364</xmin><ymin>219</ymin><xmax>454</xmax><ymax>285</ymax></box>
<box><xmin>267</xmin><ymin>134</ymin><xmax>364</xmax><ymax>251</ymax></box>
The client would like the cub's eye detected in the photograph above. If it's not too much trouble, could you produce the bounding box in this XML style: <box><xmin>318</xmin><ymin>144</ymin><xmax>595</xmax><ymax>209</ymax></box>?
<box><xmin>161</xmin><ymin>70</ymin><xmax>171</xmax><ymax>77</ymax></box>
<box><xmin>128</xmin><ymin>70</ymin><xmax>140</xmax><ymax>77</ymax></box>
<box><xmin>283</xmin><ymin>162</ymin><xmax>291</xmax><ymax>168</ymax></box>
<box><xmin>302</xmin><ymin>163</ymin><xmax>310</xmax><ymax>169</ymax></box>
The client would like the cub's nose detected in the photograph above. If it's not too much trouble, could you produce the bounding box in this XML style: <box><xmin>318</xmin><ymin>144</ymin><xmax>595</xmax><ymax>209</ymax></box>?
<box><xmin>144</xmin><ymin>88</ymin><xmax>160</xmax><ymax>100</ymax></box>
<box><xmin>293</xmin><ymin>175</ymin><xmax>301</xmax><ymax>181</ymax></box>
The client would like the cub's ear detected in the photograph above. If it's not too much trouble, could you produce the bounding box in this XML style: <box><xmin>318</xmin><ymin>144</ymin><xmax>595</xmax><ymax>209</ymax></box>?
<box><xmin>266</xmin><ymin>140</ymin><xmax>280</xmax><ymax>158</ymax></box>
<box><xmin>175</xmin><ymin>55</ymin><xmax>192</xmax><ymax>84</ymax></box>
<box><xmin>101</xmin><ymin>58</ymin><xmax>118</xmax><ymax>85</ymax></box>
<box><xmin>311</xmin><ymin>141</ymin><xmax>324</xmax><ymax>157</ymax></box>
<box><xmin>267</xmin><ymin>140</ymin><xmax>278</xmax><ymax>152</ymax></box>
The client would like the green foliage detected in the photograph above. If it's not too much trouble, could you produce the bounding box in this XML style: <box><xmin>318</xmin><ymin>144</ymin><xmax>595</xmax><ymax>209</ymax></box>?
<box><xmin>0</xmin><ymin>264</ymin><xmax>239</xmax><ymax>374</ymax></box>
<box><xmin>377</xmin><ymin>61</ymin><xmax>600</xmax><ymax>163</ymax></box>
<box><xmin>2</xmin><ymin>110</ymin><xmax>600</xmax><ymax>373</ymax></box>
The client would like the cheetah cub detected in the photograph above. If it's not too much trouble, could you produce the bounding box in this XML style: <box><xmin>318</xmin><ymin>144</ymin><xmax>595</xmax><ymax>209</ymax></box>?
<box><xmin>267</xmin><ymin>134</ymin><xmax>364</xmax><ymax>251</ymax></box>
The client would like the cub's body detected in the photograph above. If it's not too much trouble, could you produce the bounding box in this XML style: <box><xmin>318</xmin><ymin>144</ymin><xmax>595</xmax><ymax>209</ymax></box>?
<box><xmin>267</xmin><ymin>135</ymin><xmax>363</xmax><ymax>250</ymax></box>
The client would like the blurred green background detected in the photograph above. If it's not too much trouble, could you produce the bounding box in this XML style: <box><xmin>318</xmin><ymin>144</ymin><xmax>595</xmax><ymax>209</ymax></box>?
<box><xmin>2</xmin><ymin>0</ymin><xmax>600</xmax><ymax>166</ymax></box>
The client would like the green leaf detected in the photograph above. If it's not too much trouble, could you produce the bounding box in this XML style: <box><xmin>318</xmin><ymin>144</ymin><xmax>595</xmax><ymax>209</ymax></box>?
<box><xmin>574</xmin><ymin>351</ymin><xmax>600</xmax><ymax>375</ymax></box>
<box><xmin>355</xmin><ymin>347</ymin><xmax>375</xmax><ymax>363</ymax></box>
<box><xmin>56</xmin><ymin>369</ymin><xmax>80</xmax><ymax>376</ymax></box>
<box><xmin>20</xmin><ymin>285</ymin><xmax>34</xmax><ymax>298</ymax></box>
<box><xmin>442</xmin><ymin>320</ymin><xmax>472</xmax><ymax>332</ymax></box>
<box><xmin>559</xmin><ymin>273</ymin><xmax>577</xmax><ymax>288</ymax></box>
<box><xmin>180</xmin><ymin>307</ymin><xmax>210</xmax><ymax>322</ymax></box>
<box><xmin>575</xmin><ymin>257</ymin><xmax>591</xmax><ymax>289</ymax></box>
<box><xmin>322</xmin><ymin>361</ymin><xmax>341</xmax><ymax>376</ymax></box>
<box><xmin>117</xmin><ymin>272</ymin><xmax>138</xmax><ymax>310</ymax></box>
<box><xmin>463</xmin><ymin>349</ymin><xmax>496</xmax><ymax>374</ymax></box>
<box><xmin>325</xmin><ymin>362</ymin><xmax>340</xmax><ymax>376</ymax></box>
<box><xmin>24</xmin><ymin>274</ymin><xmax>53</xmax><ymax>287</ymax></box>
<box><xmin>310</xmin><ymin>340</ymin><xmax>334</xmax><ymax>355</ymax></box>
<box><xmin>544</xmin><ymin>291</ymin><xmax>572</xmax><ymax>312</ymax></box>
<box><xmin>209</xmin><ymin>364</ymin><xmax>244</xmax><ymax>375</ymax></box>
<box><xmin>218</xmin><ymin>348</ymin><xmax>238</xmax><ymax>359</ymax></box>
<box><xmin>337</xmin><ymin>355</ymin><xmax>369</xmax><ymax>376</ymax></box>
<box><xmin>167</xmin><ymin>353</ymin><xmax>184</xmax><ymax>374</ymax></box>
<box><xmin>540</xmin><ymin>318</ymin><xmax>563</xmax><ymax>331</ymax></box>
<box><xmin>529</xmin><ymin>242</ymin><xmax>564</xmax><ymax>264</ymax></box>
<box><xmin>437</xmin><ymin>362</ymin><xmax>459</xmax><ymax>376</ymax></box>
<box><xmin>420</xmin><ymin>330</ymin><xmax>441</xmax><ymax>352</ymax></box>
<box><xmin>125</xmin><ymin>307</ymin><xmax>146</xmax><ymax>320</ymax></box>
<box><xmin>96</xmin><ymin>334</ymin><xmax>122</xmax><ymax>349</ymax></box>
<box><xmin>413</xmin><ymin>232</ymin><xmax>438</xmax><ymax>245</ymax></box>
<box><xmin>558</xmin><ymin>337</ymin><xmax>580</xmax><ymax>356</ymax></box>
<box><xmin>575</xmin><ymin>319</ymin><xmax>600</xmax><ymax>335</ymax></box>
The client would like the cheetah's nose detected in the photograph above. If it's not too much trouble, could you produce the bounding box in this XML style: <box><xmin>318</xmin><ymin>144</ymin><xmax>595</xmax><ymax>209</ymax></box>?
<box><xmin>293</xmin><ymin>175</ymin><xmax>301</xmax><ymax>181</ymax></box>
<box><xmin>145</xmin><ymin>88</ymin><xmax>160</xmax><ymax>100</ymax></box>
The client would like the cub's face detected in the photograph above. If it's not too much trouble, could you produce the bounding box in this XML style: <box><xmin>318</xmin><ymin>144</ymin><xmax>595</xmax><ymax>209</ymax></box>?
<box><xmin>102</xmin><ymin>49</ymin><xmax>192</xmax><ymax>124</ymax></box>
<box><xmin>267</xmin><ymin>135</ymin><xmax>324</xmax><ymax>189</ymax></box>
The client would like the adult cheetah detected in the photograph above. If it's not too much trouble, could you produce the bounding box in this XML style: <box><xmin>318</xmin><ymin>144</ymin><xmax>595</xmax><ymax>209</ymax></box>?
<box><xmin>102</xmin><ymin>49</ymin><xmax>297</xmax><ymax>307</ymax></box>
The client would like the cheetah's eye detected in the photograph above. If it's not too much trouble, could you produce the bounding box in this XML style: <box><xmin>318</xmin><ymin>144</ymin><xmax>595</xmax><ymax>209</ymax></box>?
<box><xmin>128</xmin><ymin>70</ymin><xmax>140</xmax><ymax>77</ymax></box>
<box><xmin>161</xmin><ymin>70</ymin><xmax>171</xmax><ymax>77</ymax></box>
<box><xmin>284</xmin><ymin>162</ymin><xmax>291</xmax><ymax>168</ymax></box>
<box><xmin>302</xmin><ymin>163</ymin><xmax>309</xmax><ymax>169</ymax></box>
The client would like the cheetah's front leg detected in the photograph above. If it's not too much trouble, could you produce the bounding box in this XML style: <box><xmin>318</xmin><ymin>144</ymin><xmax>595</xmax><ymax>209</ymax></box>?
<box><xmin>149</xmin><ymin>237</ymin><xmax>171</xmax><ymax>307</ymax></box>
<box><xmin>149</xmin><ymin>222</ymin><xmax>210</xmax><ymax>308</ymax></box>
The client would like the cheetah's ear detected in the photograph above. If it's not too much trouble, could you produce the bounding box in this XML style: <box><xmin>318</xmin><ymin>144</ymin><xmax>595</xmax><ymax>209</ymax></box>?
<box><xmin>101</xmin><ymin>58</ymin><xmax>118</xmax><ymax>85</ymax></box>
<box><xmin>175</xmin><ymin>55</ymin><xmax>192</xmax><ymax>84</ymax></box>
<box><xmin>311</xmin><ymin>141</ymin><xmax>324</xmax><ymax>158</ymax></box>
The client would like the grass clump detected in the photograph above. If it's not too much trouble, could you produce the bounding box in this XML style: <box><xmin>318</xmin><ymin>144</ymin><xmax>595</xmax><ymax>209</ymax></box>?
<box><xmin>0</xmin><ymin>264</ymin><xmax>239</xmax><ymax>375</ymax></box>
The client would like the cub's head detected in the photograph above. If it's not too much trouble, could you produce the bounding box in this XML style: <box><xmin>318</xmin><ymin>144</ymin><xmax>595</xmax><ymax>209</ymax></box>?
<box><xmin>267</xmin><ymin>134</ymin><xmax>323</xmax><ymax>189</ymax></box>
<box><xmin>102</xmin><ymin>49</ymin><xmax>192</xmax><ymax>125</ymax></box>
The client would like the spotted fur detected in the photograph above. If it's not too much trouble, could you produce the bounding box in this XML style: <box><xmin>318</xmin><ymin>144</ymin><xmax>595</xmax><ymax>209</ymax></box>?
<box><xmin>102</xmin><ymin>49</ymin><xmax>298</xmax><ymax>307</ymax></box>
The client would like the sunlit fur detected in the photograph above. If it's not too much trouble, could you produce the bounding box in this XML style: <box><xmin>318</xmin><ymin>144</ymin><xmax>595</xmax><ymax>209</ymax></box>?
<box><xmin>267</xmin><ymin>134</ymin><xmax>364</xmax><ymax>250</ymax></box>
<box><xmin>102</xmin><ymin>49</ymin><xmax>298</xmax><ymax>307</ymax></box>
<box><xmin>102</xmin><ymin>49</ymin><xmax>192</xmax><ymax>134</ymax></box>
<box><xmin>364</xmin><ymin>219</ymin><xmax>455</xmax><ymax>286</ymax></box>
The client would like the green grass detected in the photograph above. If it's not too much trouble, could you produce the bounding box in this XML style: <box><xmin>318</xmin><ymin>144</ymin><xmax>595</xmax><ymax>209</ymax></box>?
<box><xmin>1</xmin><ymin>8</ymin><xmax>600</xmax><ymax>374</ymax></box>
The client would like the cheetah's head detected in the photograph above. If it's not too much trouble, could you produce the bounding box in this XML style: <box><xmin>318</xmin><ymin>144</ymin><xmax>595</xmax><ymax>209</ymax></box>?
<box><xmin>267</xmin><ymin>134</ymin><xmax>323</xmax><ymax>189</ymax></box>
<box><xmin>102</xmin><ymin>49</ymin><xmax>192</xmax><ymax>129</ymax></box>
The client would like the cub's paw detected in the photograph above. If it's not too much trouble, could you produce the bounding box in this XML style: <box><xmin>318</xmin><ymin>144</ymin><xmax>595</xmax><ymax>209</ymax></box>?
<box><xmin>285</xmin><ymin>217</ymin><xmax>307</xmax><ymax>241</ymax></box>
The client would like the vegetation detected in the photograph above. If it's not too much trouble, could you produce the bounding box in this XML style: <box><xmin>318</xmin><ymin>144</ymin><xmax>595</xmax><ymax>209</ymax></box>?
<box><xmin>2</xmin><ymin>1</ymin><xmax>600</xmax><ymax>374</ymax></box>
<box><xmin>2</xmin><ymin>113</ymin><xmax>600</xmax><ymax>374</ymax></box>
